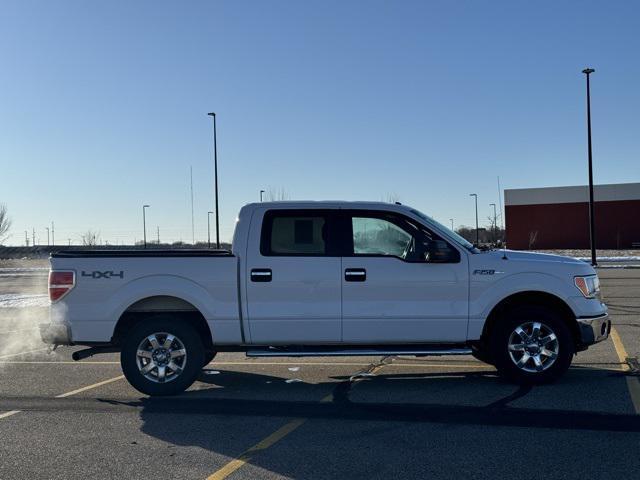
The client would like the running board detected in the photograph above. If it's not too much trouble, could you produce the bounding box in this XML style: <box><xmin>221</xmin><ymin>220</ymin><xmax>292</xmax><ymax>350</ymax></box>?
<box><xmin>246</xmin><ymin>347</ymin><xmax>473</xmax><ymax>358</ymax></box>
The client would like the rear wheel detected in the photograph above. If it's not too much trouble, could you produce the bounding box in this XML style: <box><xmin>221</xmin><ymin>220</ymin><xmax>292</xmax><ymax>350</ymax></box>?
<box><xmin>491</xmin><ymin>305</ymin><xmax>574</xmax><ymax>384</ymax></box>
<box><xmin>121</xmin><ymin>317</ymin><xmax>204</xmax><ymax>396</ymax></box>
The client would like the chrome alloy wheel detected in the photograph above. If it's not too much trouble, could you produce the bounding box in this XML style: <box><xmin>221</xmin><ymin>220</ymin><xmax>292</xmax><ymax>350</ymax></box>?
<box><xmin>136</xmin><ymin>332</ymin><xmax>187</xmax><ymax>383</ymax></box>
<box><xmin>507</xmin><ymin>322</ymin><xmax>559</xmax><ymax>373</ymax></box>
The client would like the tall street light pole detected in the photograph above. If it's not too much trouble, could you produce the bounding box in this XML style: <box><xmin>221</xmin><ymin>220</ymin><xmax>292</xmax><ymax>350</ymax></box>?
<box><xmin>46</xmin><ymin>227</ymin><xmax>50</xmax><ymax>246</ymax></box>
<box><xmin>142</xmin><ymin>205</ymin><xmax>150</xmax><ymax>249</ymax></box>
<box><xmin>490</xmin><ymin>203</ymin><xmax>497</xmax><ymax>242</ymax></box>
<box><xmin>207</xmin><ymin>211</ymin><xmax>213</xmax><ymax>248</ymax></box>
<box><xmin>469</xmin><ymin>194</ymin><xmax>479</xmax><ymax>245</ymax></box>
<box><xmin>207</xmin><ymin>112</ymin><xmax>220</xmax><ymax>249</ymax></box>
<box><xmin>582</xmin><ymin>68</ymin><xmax>597</xmax><ymax>267</ymax></box>
<box><xmin>260</xmin><ymin>190</ymin><xmax>265</xmax><ymax>202</ymax></box>
<box><xmin>450</xmin><ymin>218</ymin><xmax>454</xmax><ymax>231</ymax></box>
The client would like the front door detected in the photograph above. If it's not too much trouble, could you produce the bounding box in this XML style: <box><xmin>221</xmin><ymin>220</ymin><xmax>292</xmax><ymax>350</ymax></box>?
<box><xmin>341</xmin><ymin>211</ymin><xmax>469</xmax><ymax>343</ymax></box>
<box><xmin>245</xmin><ymin>209</ymin><xmax>342</xmax><ymax>344</ymax></box>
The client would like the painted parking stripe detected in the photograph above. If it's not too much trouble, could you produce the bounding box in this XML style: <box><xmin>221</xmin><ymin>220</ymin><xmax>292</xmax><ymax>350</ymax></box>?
<box><xmin>0</xmin><ymin>375</ymin><xmax>125</xmax><ymax>421</ymax></box>
<box><xmin>0</xmin><ymin>348</ymin><xmax>49</xmax><ymax>360</ymax></box>
<box><xmin>0</xmin><ymin>410</ymin><xmax>21</xmax><ymax>420</ymax></box>
<box><xmin>610</xmin><ymin>327</ymin><xmax>640</xmax><ymax>415</ymax></box>
<box><xmin>206</xmin><ymin>363</ymin><xmax>385</xmax><ymax>479</ymax></box>
<box><xmin>55</xmin><ymin>376</ymin><xmax>124</xmax><ymax>398</ymax></box>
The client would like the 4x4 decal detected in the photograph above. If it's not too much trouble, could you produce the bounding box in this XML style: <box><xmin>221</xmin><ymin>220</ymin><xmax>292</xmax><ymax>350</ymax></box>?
<box><xmin>81</xmin><ymin>270</ymin><xmax>124</xmax><ymax>279</ymax></box>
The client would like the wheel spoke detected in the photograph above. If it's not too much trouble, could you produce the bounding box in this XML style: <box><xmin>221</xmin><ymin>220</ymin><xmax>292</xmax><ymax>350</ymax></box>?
<box><xmin>509</xmin><ymin>343</ymin><xmax>526</xmax><ymax>352</ymax></box>
<box><xmin>540</xmin><ymin>333</ymin><xmax>557</xmax><ymax>346</ymax></box>
<box><xmin>157</xmin><ymin>365</ymin><xmax>166</xmax><ymax>382</ymax></box>
<box><xmin>541</xmin><ymin>348</ymin><xmax>557</xmax><ymax>359</ymax></box>
<box><xmin>147</xmin><ymin>335</ymin><xmax>160</xmax><ymax>350</ymax></box>
<box><xmin>168</xmin><ymin>360</ymin><xmax>183</xmax><ymax>374</ymax></box>
<box><xmin>516</xmin><ymin>353</ymin><xmax>531</xmax><ymax>368</ymax></box>
<box><xmin>532</xmin><ymin>355</ymin><xmax>544</xmax><ymax>371</ymax></box>
<box><xmin>137</xmin><ymin>350</ymin><xmax>152</xmax><ymax>359</ymax></box>
<box><xmin>514</xmin><ymin>326</ymin><xmax>528</xmax><ymax>341</ymax></box>
<box><xmin>163</xmin><ymin>334</ymin><xmax>175</xmax><ymax>349</ymax></box>
<box><xmin>531</xmin><ymin>322</ymin><xmax>542</xmax><ymax>339</ymax></box>
<box><xmin>140</xmin><ymin>361</ymin><xmax>155</xmax><ymax>374</ymax></box>
<box><xmin>170</xmin><ymin>348</ymin><xmax>186</xmax><ymax>359</ymax></box>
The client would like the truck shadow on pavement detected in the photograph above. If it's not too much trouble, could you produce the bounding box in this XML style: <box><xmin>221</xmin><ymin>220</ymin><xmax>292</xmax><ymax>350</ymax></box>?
<box><xmin>118</xmin><ymin>366</ymin><xmax>640</xmax><ymax>437</ymax></box>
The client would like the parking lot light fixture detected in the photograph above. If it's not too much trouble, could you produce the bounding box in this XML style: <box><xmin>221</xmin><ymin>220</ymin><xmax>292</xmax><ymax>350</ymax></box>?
<box><xmin>207</xmin><ymin>211</ymin><xmax>214</xmax><ymax>248</ymax></box>
<box><xmin>582</xmin><ymin>68</ymin><xmax>597</xmax><ymax>267</ymax></box>
<box><xmin>207</xmin><ymin>112</ymin><xmax>220</xmax><ymax>249</ymax></box>
<box><xmin>142</xmin><ymin>205</ymin><xmax>150</xmax><ymax>249</ymax></box>
<box><xmin>469</xmin><ymin>194</ymin><xmax>479</xmax><ymax>245</ymax></box>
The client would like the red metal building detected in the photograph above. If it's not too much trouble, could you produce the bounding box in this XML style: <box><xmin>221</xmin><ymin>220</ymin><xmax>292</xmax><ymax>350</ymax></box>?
<box><xmin>505</xmin><ymin>183</ymin><xmax>640</xmax><ymax>249</ymax></box>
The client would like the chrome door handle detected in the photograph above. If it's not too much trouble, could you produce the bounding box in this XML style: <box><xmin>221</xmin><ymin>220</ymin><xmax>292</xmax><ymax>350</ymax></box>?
<box><xmin>251</xmin><ymin>269</ymin><xmax>272</xmax><ymax>282</ymax></box>
<box><xmin>345</xmin><ymin>268</ymin><xmax>366</xmax><ymax>282</ymax></box>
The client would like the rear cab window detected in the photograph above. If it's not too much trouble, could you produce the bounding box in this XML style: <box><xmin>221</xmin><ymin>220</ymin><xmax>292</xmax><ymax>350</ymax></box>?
<box><xmin>260</xmin><ymin>210</ymin><xmax>339</xmax><ymax>256</ymax></box>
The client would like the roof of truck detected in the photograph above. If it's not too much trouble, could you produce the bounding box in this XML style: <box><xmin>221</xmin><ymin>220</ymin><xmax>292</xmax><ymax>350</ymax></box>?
<box><xmin>243</xmin><ymin>200</ymin><xmax>412</xmax><ymax>209</ymax></box>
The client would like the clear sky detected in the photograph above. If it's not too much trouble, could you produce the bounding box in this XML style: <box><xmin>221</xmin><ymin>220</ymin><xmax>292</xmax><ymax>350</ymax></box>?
<box><xmin>1</xmin><ymin>1</ymin><xmax>639</xmax><ymax>246</ymax></box>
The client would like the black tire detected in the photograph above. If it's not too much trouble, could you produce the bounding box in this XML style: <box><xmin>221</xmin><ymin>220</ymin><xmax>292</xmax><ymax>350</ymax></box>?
<box><xmin>471</xmin><ymin>344</ymin><xmax>493</xmax><ymax>365</ymax></box>
<box><xmin>490</xmin><ymin>305</ymin><xmax>574</xmax><ymax>384</ymax></box>
<box><xmin>121</xmin><ymin>317</ymin><xmax>204</xmax><ymax>396</ymax></box>
<box><xmin>203</xmin><ymin>350</ymin><xmax>217</xmax><ymax>367</ymax></box>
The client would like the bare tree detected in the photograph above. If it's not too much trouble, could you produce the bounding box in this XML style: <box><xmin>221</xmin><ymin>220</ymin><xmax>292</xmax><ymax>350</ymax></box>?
<box><xmin>0</xmin><ymin>204</ymin><xmax>11</xmax><ymax>244</ymax></box>
<box><xmin>528</xmin><ymin>230</ymin><xmax>538</xmax><ymax>250</ymax></box>
<box><xmin>266</xmin><ymin>187</ymin><xmax>290</xmax><ymax>201</ymax></box>
<box><xmin>81</xmin><ymin>230</ymin><xmax>100</xmax><ymax>246</ymax></box>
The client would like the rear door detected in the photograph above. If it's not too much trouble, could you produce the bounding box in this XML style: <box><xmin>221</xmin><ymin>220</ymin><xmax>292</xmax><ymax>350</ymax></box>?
<box><xmin>340</xmin><ymin>210</ymin><xmax>469</xmax><ymax>343</ymax></box>
<box><xmin>245</xmin><ymin>208</ymin><xmax>342</xmax><ymax>343</ymax></box>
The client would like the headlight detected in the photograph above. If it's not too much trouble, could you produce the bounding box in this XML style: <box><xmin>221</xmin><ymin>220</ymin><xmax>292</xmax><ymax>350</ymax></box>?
<box><xmin>574</xmin><ymin>275</ymin><xmax>601</xmax><ymax>299</ymax></box>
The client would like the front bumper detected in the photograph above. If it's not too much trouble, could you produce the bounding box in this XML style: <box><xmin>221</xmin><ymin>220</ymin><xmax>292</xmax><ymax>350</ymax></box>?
<box><xmin>577</xmin><ymin>313</ymin><xmax>611</xmax><ymax>346</ymax></box>
<box><xmin>39</xmin><ymin>323</ymin><xmax>73</xmax><ymax>346</ymax></box>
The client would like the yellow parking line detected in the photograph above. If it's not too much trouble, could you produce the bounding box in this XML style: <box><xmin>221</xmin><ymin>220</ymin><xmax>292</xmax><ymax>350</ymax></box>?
<box><xmin>206</xmin><ymin>364</ymin><xmax>384</xmax><ymax>479</ymax></box>
<box><xmin>610</xmin><ymin>327</ymin><xmax>640</xmax><ymax>415</ymax></box>
<box><xmin>55</xmin><ymin>375</ymin><xmax>124</xmax><ymax>398</ymax></box>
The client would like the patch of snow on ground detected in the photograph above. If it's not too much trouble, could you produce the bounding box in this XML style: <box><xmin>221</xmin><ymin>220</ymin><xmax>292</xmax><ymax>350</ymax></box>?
<box><xmin>0</xmin><ymin>294</ymin><xmax>49</xmax><ymax>308</ymax></box>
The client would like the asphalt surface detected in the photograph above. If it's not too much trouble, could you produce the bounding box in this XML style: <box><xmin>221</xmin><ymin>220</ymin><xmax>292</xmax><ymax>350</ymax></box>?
<box><xmin>0</xmin><ymin>269</ymin><xmax>639</xmax><ymax>479</ymax></box>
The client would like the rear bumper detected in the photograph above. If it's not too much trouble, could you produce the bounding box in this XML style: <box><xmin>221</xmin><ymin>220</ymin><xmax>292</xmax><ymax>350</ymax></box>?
<box><xmin>39</xmin><ymin>323</ymin><xmax>73</xmax><ymax>346</ymax></box>
<box><xmin>577</xmin><ymin>313</ymin><xmax>610</xmax><ymax>346</ymax></box>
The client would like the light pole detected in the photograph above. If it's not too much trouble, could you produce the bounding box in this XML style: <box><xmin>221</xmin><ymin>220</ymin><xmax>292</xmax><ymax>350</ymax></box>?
<box><xmin>260</xmin><ymin>190</ymin><xmax>265</xmax><ymax>202</ymax></box>
<box><xmin>582</xmin><ymin>68</ymin><xmax>597</xmax><ymax>266</ymax></box>
<box><xmin>51</xmin><ymin>221</ymin><xmax>55</xmax><ymax>245</ymax></box>
<box><xmin>469</xmin><ymin>194</ymin><xmax>479</xmax><ymax>245</ymax></box>
<box><xmin>142</xmin><ymin>205</ymin><xmax>150</xmax><ymax>249</ymax></box>
<box><xmin>207</xmin><ymin>112</ymin><xmax>220</xmax><ymax>249</ymax></box>
<box><xmin>207</xmin><ymin>211</ymin><xmax>213</xmax><ymax>248</ymax></box>
<box><xmin>46</xmin><ymin>227</ymin><xmax>50</xmax><ymax>246</ymax></box>
<box><xmin>490</xmin><ymin>203</ymin><xmax>497</xmax><ymax>243</ymax></box>
<box><xmin>449</xmin><ymin>218</ymin><xmax>454</xmax><ymax>231</ymax></box>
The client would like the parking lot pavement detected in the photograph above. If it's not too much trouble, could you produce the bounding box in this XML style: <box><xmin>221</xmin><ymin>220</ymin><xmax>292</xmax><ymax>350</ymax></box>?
<box><xmin>0</xmin><ymin>269</ymin><xmax>639</xmax><ymax>479</ymax></box>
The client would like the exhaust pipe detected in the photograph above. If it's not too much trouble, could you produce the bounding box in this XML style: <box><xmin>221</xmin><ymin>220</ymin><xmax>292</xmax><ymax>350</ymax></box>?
<box><xmin>72</xmin><ymin>346</ymin><xmax>119</xmax><ymax>361</ymax></box>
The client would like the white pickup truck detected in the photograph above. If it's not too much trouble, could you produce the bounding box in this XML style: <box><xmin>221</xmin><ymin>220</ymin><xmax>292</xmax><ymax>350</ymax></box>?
<box><xmin>41</xmin><ymin>201</ymin><xmax>610</xmax><ymax>395</ymax></box>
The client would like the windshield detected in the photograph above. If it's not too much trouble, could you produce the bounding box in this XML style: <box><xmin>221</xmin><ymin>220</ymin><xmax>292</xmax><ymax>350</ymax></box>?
<box><xmin>408</xmin><ymin>208</ymin><xmax>478</xmax><ymax>252</ymax></box>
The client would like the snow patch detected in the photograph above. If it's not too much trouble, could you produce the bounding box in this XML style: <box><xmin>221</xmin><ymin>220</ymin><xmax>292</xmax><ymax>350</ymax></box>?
<box><xmin>0</xmin><ymin>294</ymin><xmax>49</xmax><ymax>308</ymax></box>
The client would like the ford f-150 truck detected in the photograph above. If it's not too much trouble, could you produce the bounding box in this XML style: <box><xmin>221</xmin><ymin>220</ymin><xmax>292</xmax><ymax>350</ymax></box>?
<box><xmin>40</xmin><ymin>201</ymin><xmax>610</xmax><ymax>395</ymax></box>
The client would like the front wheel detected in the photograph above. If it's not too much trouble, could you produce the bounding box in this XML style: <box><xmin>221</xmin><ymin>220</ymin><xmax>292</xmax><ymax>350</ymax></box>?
<box><xmin>121</xmin><ymin>317</ymin><xmax>204</xmax><ymax>396</ymax></box>
<box><xmin>491</xmin><ymin>306</ymin><xmax>574</xmax><ymax>384</ymax></box>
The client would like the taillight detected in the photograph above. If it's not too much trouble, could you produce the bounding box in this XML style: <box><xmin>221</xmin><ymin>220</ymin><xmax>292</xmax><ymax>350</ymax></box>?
<box><xmin>49</xmin><ymin>270</ymin><xmax>75</xmax><ymax>302</ymax></box>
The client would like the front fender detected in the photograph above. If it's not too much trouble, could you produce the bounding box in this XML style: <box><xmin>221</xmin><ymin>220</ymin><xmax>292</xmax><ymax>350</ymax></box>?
<box><xmin>467</xmin><ymin>272</ymin><xmax>575</xmax><ymax>340</ymax></box>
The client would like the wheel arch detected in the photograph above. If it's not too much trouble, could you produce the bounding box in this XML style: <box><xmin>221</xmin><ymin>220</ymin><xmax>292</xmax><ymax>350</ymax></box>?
<box><xmin>112</xmin><ymin>295</ymin><xmax>214</xmax><ymax>352</ymax></box>
<box><xmin>481</xmin><ymin>291</ymin><xmax>579</xmax><ymax>347</ymax></box>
